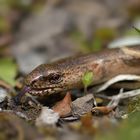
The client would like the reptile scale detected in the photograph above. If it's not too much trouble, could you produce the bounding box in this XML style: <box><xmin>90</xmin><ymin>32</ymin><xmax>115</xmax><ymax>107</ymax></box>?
<box><xmin>16</xmin><ymin>46</ymin><xmax>140</xmax><ymax>101</ymax></box>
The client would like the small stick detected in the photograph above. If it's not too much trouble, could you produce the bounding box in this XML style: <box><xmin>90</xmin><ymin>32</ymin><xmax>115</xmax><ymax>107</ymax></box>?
<box><xmin>96</xmin><ymin>89</ymin><xmax>140</xmax><ymax>100</ymax></box>
<box><xmin>107</xmin><ymin>88</ymin><xmax>124</xmax><ymax>107</ymax></box>
<box><xmin>96</xmin><ymin>74</ymin><xmax>140</xmax><ymax>93</ymax></box>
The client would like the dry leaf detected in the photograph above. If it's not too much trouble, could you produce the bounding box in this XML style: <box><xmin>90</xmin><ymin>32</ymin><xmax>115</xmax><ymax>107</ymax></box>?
<box><xmin>52</xmin><ymin>92</ymin><xmax>72</xmax><ymax>117</ymax></box>
<box><xmin>92</xmin><ymin>106</ymin><xmax>113</xmax><ymax>116</ymax></box>
<box><xmin>80</xmin><ymin>112</ymin><xmax>96</xmax><ymax>134</ymax></box>
<box><xmin>71</xmin><ymin>94</ymin><xmax>94</xmax><ymax>116</ymax></box>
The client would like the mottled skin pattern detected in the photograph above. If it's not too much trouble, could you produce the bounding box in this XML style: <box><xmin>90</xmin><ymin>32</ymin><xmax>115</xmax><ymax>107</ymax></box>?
<box><xmin>24</xmin><ymin>46</ymin><xmax>140</xmax><ymax>96</ymax></box>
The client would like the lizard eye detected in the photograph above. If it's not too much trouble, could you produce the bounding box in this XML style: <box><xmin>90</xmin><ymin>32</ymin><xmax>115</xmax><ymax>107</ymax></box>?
<box><xmin>48</xmin><ymin>73</ymin><xmax>62</xmax><ymax>84</ymax></box>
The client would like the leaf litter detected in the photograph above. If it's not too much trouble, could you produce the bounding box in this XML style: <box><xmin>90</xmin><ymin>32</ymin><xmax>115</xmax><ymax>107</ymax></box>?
<box><xmin>0</xmin><ymin>1</ymin><xmax>140</xmax><ymax>139</ymax></box>
<box><xmin>0</xmin><ymin>71</ymin><xmax>140</xmax><ymax>139</ymax></box>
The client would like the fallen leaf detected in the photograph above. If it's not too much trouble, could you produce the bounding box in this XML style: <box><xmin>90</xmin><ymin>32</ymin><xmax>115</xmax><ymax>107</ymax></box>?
<box><xmin>81</xmin><ymin>112</ymin><xmax>93</xmax><ymax>129</ymax></box>
<box><xmin>71</xmin><ymin>94</ymin><xmax>94</xmax><ymax>117</ymax></box>
<box><xmin>92</xmin><ymin>106</ymin><xmax>114</xmax><ymax>116</ymax></box>
<box><xmin>52</xmin><ymin>92</ymin><xmax>72</xmax><ymax>117</ymax></box>
<box><xmin>80</xmin><ymin>112</ymin><xmax>96</xmax><ymax>134</ymax></box>
<box><xmin>36</xmin><ymin>107</ymin><xmax>59</xmax><ymax>126</ymax></box>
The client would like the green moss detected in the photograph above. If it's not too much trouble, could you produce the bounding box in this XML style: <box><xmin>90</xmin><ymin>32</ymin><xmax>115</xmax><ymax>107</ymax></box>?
<box><xmin>128</xmin><ymin>96</ymin><xmax>140</xmax><ymax>113</ymax></box>
<box><xmin>0</xmin><ymin>57</ymin><xmax>17</xmax><ymax>85</ymax></box>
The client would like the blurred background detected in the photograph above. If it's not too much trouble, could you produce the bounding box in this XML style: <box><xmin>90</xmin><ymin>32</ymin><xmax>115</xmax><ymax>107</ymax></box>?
<box><xmin>0</xmin><ymin>0</ymin><xmax>140</xmax><ymax>85</ymax></box>
<box><xmin>0</xmin><ymin>1</ymin><xmax>140</xmax><ymax>139</ymax></box>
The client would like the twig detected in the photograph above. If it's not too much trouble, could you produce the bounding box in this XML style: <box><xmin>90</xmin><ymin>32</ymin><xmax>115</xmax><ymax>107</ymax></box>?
<box><xmin>107</xmin><ymin>88</ymin><xmax>124</xmax><ymax>107</ymax></box>
<box><xmin>97</xmin><ymin>89</ymin><xmax>140</xmax><ymax>101</ymax></box>
<box><xmin>95</xmin><ymin>74</ymin><xmax>140</xmax><ymax>93</ymax></box>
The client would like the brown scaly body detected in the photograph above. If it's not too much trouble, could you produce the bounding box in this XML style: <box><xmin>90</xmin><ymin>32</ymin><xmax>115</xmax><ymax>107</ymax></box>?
<box><xmin>22</xmin><ymin>45</ymin><xmax>140</xmax><ymax>96</ymax></box>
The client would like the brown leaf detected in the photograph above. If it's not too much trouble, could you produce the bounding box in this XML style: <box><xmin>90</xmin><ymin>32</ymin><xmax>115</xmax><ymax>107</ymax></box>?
<box><xmin>80</xmin><ymin>112</ymin><xmax>96</xmax><ymax>134</ymax></box>
<box><xmin>71</xmin><ymin>94</ymin><xmax>94</xmax><ymax>117</ymax></box>
<box><xmin>52</xmin><ymin>92</ymin><xmax>72</xmax><ymax>117</ymax></box>
<box><xmin>92</xmin><ymin>106</ymin><xmax>114</xmax><ymax>116</ymax></box>
<box><xmin>81</xmin><ymin>112</ymin><xmax>93</xmax><ymax>128</ymax></box>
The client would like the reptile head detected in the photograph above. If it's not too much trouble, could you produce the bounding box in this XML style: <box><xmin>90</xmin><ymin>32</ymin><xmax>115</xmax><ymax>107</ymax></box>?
<box><xmin>24</xmin><ymin>63</ymin><xmax>84</xmax><ymax>96</ymax></box>
<box><xmin>24</xmin><ymin>64</ymin><xmax>64</xmax><ymax>96</ymax></box>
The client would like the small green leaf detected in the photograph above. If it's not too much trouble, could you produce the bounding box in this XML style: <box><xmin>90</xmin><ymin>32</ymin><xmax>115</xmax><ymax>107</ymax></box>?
<box><xmin>124</xmin><ymin>28</ymin><xmax>140</xmax><ymax>36</ymax></box>
<box><xmin>0</xmin><ymin>57</ymin><xmax>17</xmax><ymax>85</ymax></box>
<box><xmin>82</xmin><ymin>71</ymin><xmax>94</xmax><ymax>88</ymax></box>
<box><xmin>133</xmin><ymin>26</ymin><xmax>140</xmax><ymax>34</ymax></box>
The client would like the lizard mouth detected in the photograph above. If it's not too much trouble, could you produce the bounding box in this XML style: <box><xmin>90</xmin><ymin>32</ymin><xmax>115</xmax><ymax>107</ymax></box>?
<box><xmin>28</xmin><ymin>86</ymin><xmax>62</xmax><ymax>96</ymax></box>
<box><xmin>14</xmin><ymin>85</ymin><xmax>62</xmax><ymax>103</ymax></box>
<box><xmin>14</xmin><ymin>86</ymin><xmax>60</xmax><ymax>103</ymax></box>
